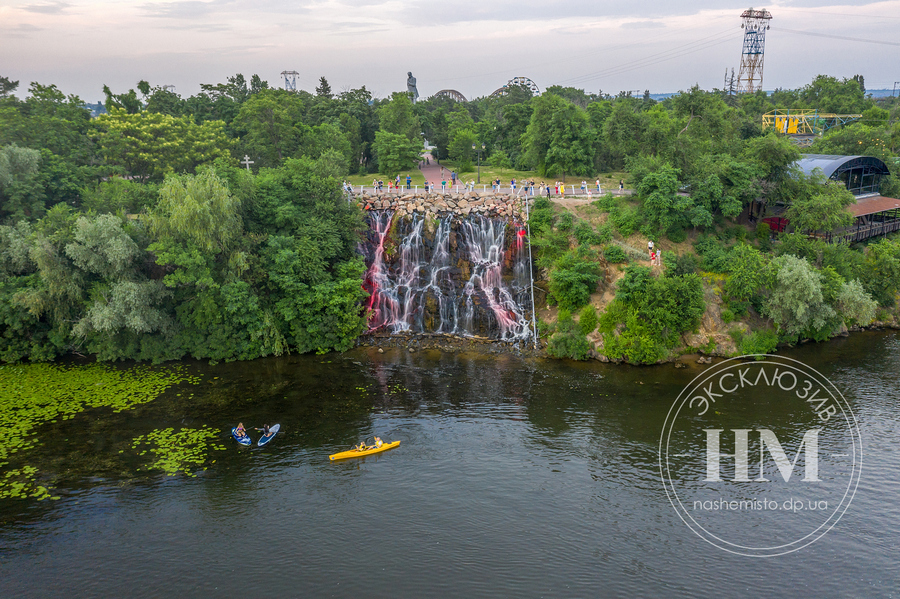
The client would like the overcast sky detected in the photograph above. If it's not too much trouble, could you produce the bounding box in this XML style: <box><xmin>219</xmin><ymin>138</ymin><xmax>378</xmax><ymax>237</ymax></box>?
<box><xmin>1</xmin><ymin>0</ymin><xmax>898</xmax><ymax>102</ymax></box>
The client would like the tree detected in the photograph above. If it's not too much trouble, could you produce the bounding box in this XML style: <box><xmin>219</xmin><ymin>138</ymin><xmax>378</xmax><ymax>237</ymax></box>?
<box><xmin>0</xmin><ymin>76</ymin><xmax>19</xmax><ymax>98</ymax></box>
<box><xmin>96</xmin><ymin>109</ymin><xmax>232</xmax><ymax>181</ymax></box>
<box><xmin>0</xmin><ymin>145</ymin><xmax>43</xmax><ymax>221</ymax></box>
<box><xmin>764</xmin><ymin>254</ymin><xmax>835</xmax><ymax>340</ymax></box>
<box><xmin>372</xmin><ymin>131</ymin><xmax>420</xmax><ymax>177</ymax></box>
<box><xmin>522</xmin><ymin>94</ymin><xmax>594</xmax><ymax>177</ymax></box>
<box><xmin>316</xmin><ymin>77</ymin><xmax>333</xmax><ymax>99</ymax></box>
<box><xmin>102</xmin><ymin>84</ymin><xmax>144</xmax><ymax>114</ymax></box>
<box><xmin>800</xmin><ymin>75</ymin><xmax>868</xmax><ymax>114</ymax></box>
<box><xmin>784</xmin><ymin>176</ymin><xmax>855</xmax><ymax>233</ymax></box>
<box><xmin>233</xmin><ymin>89</ymin><xmax>305</xmax><ymax>167</ymax></box>
<box><xmin>448</xmin><ymin>128</ymin><xmax>477</xmax><ymax>168</ymax></box>
<box><xmin>149</xmin><ymin>169</ymin><xmax>243</xmax><ymax>258</ymax></box>
<box><xmin>377</xmin><ymin>92</ymin><xmax>421</xmax><ymax>143</ymax></box>
<box><xmin>636</xmin><ymin>163</ymin><xmax>690</xmax><ymax>232</ymax></box>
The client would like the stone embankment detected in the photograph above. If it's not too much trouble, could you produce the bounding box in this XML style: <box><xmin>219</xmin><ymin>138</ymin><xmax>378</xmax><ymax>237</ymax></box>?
<box><xmin>355</xmin><ymin>191</ymin><xmax>527</xmax><ymax>221</ymax></box>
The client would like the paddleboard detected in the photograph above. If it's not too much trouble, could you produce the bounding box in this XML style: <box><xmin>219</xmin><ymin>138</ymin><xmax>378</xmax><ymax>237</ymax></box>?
<box><xmin>232</xmin><ymin>427</ymin><xmax>251</xmax><ymax>446</ymax></box>
<box><xmin>258</xmin><ymin>423</ymin><xmax>281</xmax><ymax>447</ymax></box>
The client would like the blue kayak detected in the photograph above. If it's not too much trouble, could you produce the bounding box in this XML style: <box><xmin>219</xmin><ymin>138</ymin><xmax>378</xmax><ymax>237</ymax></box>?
<box><xmin>232</xmin><ymin>427</ymin><xmax>251</xmax><ymax>446</ymax></box>
<box><xmin>258</xmin><ymin>424</ymin><xmax>280</xmax><ymax>447</ymax></box>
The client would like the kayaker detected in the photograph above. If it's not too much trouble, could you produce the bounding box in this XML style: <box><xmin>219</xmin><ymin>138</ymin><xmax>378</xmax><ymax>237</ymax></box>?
<box><xmin>261</xmin><ymin>424</ymin><xmax>271</xmax><ymax>437</ymax></box>
<box><xmin>355</xmin><ymin>441</ymin><xmax>367</xmax><ymax>451</ymax></box>
<box><xmin>235</xmin><ymin>423</ymin><xmax>247</xmax><ymax>438</ymax></box>
<box><xmin>374</xmin><ymin>436</ymin><xmax>384</xmax><ymax>448</ymax></box>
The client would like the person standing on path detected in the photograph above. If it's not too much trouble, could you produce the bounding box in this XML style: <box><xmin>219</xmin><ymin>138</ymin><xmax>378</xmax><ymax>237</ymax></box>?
<box><xmin>406</xmin><ymin>174</ymin><xmax>411</xmax><ymax>189</ymax></box>
<box><xmin>648</xmin><ymin>239</ymin><xmax>654</xmax><ymax>259</ymax></box>
<box><xmin>596</xmin><ymin>179</ymin><xmax>601</xmax><ymax>193</ymax></box>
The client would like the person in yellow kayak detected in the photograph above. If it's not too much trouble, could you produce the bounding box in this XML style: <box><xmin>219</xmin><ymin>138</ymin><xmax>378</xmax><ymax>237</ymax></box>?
<box><xmin>374</xmin><ymin>436</ymin><xmax>384</xmax><ymax>448</ymax></box>
<box><xmin>355</xmin><ymin>441</ymin><xmax>368</xmax><ymax>451</ymax></box>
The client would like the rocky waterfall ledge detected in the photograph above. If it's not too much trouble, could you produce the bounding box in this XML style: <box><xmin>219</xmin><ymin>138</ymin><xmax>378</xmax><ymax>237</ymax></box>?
<box><xmin>354</xmin><ymin>191</ymin><xmax>527</xmax><ymax>221</ymax></box>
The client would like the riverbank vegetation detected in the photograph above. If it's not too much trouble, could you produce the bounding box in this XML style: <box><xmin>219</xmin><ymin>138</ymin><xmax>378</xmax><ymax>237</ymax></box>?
<box><xmin>1</xmin><ymin>72</ymin><xmax>899</xmax><ymax>365</ymax></box>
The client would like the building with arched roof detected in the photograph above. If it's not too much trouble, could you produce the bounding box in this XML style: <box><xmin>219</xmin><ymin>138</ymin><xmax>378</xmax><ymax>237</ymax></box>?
<box><xmin>795</xmin><ymin>154</ymin><xmax>890</xmax><ymax>196</ymax></box>
<box><xmin>775</xmin><ymin>154</ymin><xmax>900</xmax><ymax>243</ymax></box>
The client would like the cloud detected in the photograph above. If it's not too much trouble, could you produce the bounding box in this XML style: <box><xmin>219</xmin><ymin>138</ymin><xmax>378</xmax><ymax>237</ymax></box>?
<box><xmin>139</xmin><ymin>0</ymin><xmax>233</xmax><ymax>19</ymax></box>
<box><xmin>621</xmin><ymin>20</ymin><xmax>665</xmax><ymax>29</ymax></box>
<box><xmin>20</xmin><ymin>1</ymin><xmax>71</xmax><ymax>14</ymax></box>
<box><xmin>2</xmin><ymin>23</ymin><xmax>44</xmax><ymax>37</ymax></box>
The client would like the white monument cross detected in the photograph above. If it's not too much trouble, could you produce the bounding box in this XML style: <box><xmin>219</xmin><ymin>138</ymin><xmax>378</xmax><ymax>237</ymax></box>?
<box><xmin>240</xmin><ymin>155</ymin><xmax>254</xmax><ymax>171</ymax></box>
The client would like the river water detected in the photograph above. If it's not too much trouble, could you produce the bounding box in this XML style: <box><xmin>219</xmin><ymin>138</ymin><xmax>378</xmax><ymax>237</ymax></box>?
<box><xmin>1</xmin><ymin>333</ymin><xmax>898</xmax><ymax>597</ymax></box>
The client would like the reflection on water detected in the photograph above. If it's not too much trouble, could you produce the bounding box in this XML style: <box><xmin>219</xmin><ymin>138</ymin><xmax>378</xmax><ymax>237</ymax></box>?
<box><xmin>1</xmin><ymin>333</ymin><xmax>899</xmax><ymax>597</ymax></box>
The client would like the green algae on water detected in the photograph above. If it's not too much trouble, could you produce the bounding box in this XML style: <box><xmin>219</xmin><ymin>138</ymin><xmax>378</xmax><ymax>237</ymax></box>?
<box><xmin>131</xmin><ymin>426</ymin><xmax>226</xmax><ymax>477</ymax></box>
<box><xmin>0</xmin><ymin>362</ymin><xmax>200</xmax><ymax>500</ymax></box>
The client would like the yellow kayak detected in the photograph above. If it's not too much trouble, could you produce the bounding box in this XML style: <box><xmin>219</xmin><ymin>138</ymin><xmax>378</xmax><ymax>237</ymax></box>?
<box><xmin>329</xmin><ymin>440</ymin><xmax>400</xmax><ymax>461</ymax></box>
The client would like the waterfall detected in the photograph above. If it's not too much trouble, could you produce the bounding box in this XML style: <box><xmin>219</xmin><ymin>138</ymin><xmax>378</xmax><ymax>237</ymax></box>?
<box><xmin>361</xmin><ymin>211</ymin><xmax>532</xmax><ymax>341</ymax></box>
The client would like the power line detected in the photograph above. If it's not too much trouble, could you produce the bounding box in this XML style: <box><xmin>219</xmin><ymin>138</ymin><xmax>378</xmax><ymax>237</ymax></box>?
<box><xmin>774</xmin><ymin>7</ymin><xmax>900</xmax><ymax>20</ymax></box>
<box><xmin>559</xmin><ymin>29</ymin><xmax>736</xmax><ymax>86</ymax></box>
<box><xmin>774</xmin><ymin>27</ymin><xmax>900</xmax><ymax>47</ymax></box>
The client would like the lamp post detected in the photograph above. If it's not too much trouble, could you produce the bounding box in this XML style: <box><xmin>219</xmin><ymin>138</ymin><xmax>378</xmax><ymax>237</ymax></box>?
<box><xmin>472</xmin><ymin>143</ymin><xmax>485</xmax><ymax>184</ymax></box>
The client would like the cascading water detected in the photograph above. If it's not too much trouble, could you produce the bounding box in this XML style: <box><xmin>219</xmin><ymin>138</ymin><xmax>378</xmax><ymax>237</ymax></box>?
<box><xmin>361</xmin><ymin>211</ymin><xmax>532</xmax><ymax>341</ymax></box>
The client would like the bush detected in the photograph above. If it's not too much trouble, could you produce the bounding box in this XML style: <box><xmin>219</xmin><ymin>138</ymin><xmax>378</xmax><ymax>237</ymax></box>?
<box><xmin>578</xmin><ymin>305</ymin><xmax>598</xmax><ymax>335</ymax></box>
<box><xmin>739</xmin><ymin>329</ymin><xmax>779</xmax><ymax>355</ymax></box>
<box><xmin>609</xmin><ymin>205</ymin><xmax>640</xmax><ymax>237</ymax></box>
<box><xmin>547</xmin><ymin>310</ymin><xmax>591</xmax><ymax>361</ymax></box>
<box><xmin>694</xmin><ymin>235</ymin><xmax>732</xmax><ymax>272</ymax></box>
<box><xmin>595</xmin><ymin>223</ymin><xmax>613</xmax><ymax>244</ymax></box>
<box><xmin>598</xmin><ymin>267</ymin><xmax>706</xmax><ymax>364</ymax></box>
<box><xmin>666</xmin><ymin>225</ymin><xmax>687</xmax><ymax>243</ymax></box>
<box><xmin>603</xmin><ymin>245</ymin><xmax>627</xmax><ymax>263</ymax></box>
<box><xmin>592</xmin><ymin>194</ymin><xmax>618</xmax><ymax>212</ymax></box>
<box><xmin>574</xmin><ymin>221</ymin><xmax>603</xmax><ymax>246</ymax></box>
<box><xmin>727</xmin><ymin>299</ymin><xmax>750</xmax><ymax>317</ymax></box>
<box><xmin>720</xmin><ymin>308</ymin><xmax>735</xmax><ymax>323</ymax></box>
<box><xmin>548</xmin><ymin>248</ymin><xmax>602</xmax><ymax>311</ymax></box>
<box><xmin>557</xmin><ymin>212</ymin><xmax>575</xmax><ymax>232</ymax></box>
<box><xmin>669</xmin><ymin>253</ymin><xmax>699</xmax><ymax>277</ymax></box>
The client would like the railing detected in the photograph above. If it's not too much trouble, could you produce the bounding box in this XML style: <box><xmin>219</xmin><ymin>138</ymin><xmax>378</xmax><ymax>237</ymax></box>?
<box><xmin>345</xmin><ymin>184</ymin><xmax>631</xmax><ymax>197</ymax></box>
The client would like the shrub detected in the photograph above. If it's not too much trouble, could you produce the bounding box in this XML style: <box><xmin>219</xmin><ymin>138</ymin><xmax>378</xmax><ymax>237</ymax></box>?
<box><xmin>574</xmin><ymin>221</ymin><xmax>602</xmax><ymax>246</ymax></box>
<box><xmin>548</xmin><ymin>248</ymin><xmax>602</xmax><ymax>311</ymax></box>
<box><xmin>739</xmin><ymin>329</ymin><xmax>779</xmax><ymax>355</ymax></box>
<box><xmin>578</xmin><ymin>305</ymin><xmax>598</xmax><ymax>335</ymax></box>
<box><xmin>599</xmin><ymin>267</ymin><xmax>706</xmax><ymax>364</ymax></box>
<box><xmin>666</xmin><ymin>225</ymin><xmax>687</xmax><ymax>243</ymax></box>
<box><xmin>595</xmin><ymin>223</ymin><xmax>613</xmax><ymax>243</ymax></box>
<box><xmin>727</xmin><ymin>299</ymin><xmax>750</xmax><ymax>317</ymax></box>
<box><xmin>547</xmin><ymin>310</ymin><xmax>591</xmax><ymax>361</ymax></box>
<box><xmin>720</xmin><ymin>308</ymin><xmax>735</xmax><ymax>323</ymax></box>
<box><xmin>694</xmin><ymin>235</ymin><xmax>732</xmax><ymax>273</ymax></box>
<box><xmin>609</xmin><ymin>205</ymin><xmax>640</xmax><ymax>237</ymax></box>
<box><xmin>592</xmin><ymin>194</ymin><xmax>618</xmax><ymax>212</ymax></box>
<box><xmin>669</xmin><ymin>253</ymin><xmax>699</xmax><ymax>277</ymax></box>
<box><xmin>603</xmin><ymin>245</ymin><xmax>627</xmax><ymax>263</ymax></box>
<box><xmin>557</xmin><ymin>212</ymin><xmax>574</xmax><ymax>232</ymax></box>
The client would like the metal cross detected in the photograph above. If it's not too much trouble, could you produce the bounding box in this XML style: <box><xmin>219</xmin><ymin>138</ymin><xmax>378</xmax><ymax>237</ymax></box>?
<box><xmin>240</xmin><ymin>155</ymin><xmax>254</xmax><ymax>171</ymax></box>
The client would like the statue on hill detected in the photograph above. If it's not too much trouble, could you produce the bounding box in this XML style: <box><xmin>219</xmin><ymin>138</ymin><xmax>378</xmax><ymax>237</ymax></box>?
<box><xmin>407</xmin><ymin>72</ymin><xmax>419</xmax><ymax>103</ymax></box>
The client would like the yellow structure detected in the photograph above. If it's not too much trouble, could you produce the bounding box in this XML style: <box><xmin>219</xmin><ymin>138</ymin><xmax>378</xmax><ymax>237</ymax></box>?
<box><xmin>762</xmin><ymin>110</ymin><xmax>862</xmax><ymax>136</ymax></box>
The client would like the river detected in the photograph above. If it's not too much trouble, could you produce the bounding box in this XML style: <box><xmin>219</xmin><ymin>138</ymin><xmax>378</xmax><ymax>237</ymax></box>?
<box><xmin>1</xmin><ymin>332</ymin><xmax>898</xmax><ymax>597</ymax></box>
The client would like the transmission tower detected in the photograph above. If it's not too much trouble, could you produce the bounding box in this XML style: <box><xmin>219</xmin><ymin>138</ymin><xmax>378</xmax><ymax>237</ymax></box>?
<box><xmin>281</xmin><ymin>70</ymin><xmax>299</xmax><ymax>91</ymax></box>
<box><xmin>736</xmin><ymin>8</ymin><xmax>772</xmax><ymax>94</ymax></box>
<box><xmin>724</xmin><ymin>68</ymin><xmax>736</xmax><ymax>96</ymax></box>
